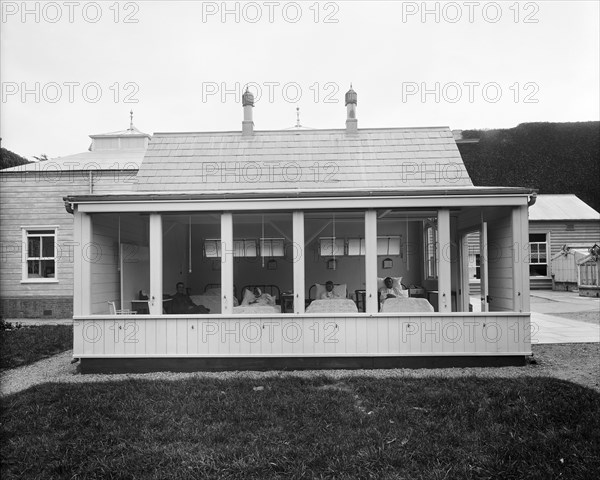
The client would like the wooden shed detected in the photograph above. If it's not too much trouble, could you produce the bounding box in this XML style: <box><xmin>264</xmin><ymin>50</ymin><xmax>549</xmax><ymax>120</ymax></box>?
<box><xmin>577</xmin><ymin>246</ymin><xmax>600</xmax><ymax>297</ymax></box>
<box><xmin>528</xmin><ymin>195</ymin><xmax>600</xmax><ymax>289</ymax></box>
<box><xmin>551</xmin><ymin>246</ymin><xmax>592</xmax><ymax>290</ymax></box>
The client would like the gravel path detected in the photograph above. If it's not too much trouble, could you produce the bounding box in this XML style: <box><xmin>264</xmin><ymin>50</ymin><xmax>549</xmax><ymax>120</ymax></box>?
<box><xmin>2</xmin><ymin>343</ymin><xmax>598</xmax><ymax>397</ymax></box>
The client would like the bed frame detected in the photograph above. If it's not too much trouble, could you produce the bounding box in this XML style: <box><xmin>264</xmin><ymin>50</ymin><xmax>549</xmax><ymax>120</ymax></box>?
<box><xmin>203</xmin><ymin>283</ymin><xmax>222</xmax><ymax>292</ymax></box>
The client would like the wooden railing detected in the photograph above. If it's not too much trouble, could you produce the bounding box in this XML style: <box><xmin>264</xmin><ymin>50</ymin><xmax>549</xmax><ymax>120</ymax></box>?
<box><xmin>73</xmin><ymin>313</ymin><xmax>531</xmax><ymax>358</ymax></box>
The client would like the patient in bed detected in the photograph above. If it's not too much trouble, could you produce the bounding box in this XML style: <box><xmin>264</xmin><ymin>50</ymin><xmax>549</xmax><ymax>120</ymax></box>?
<box><xmin>171</xmin><ymin>282</ymin><xmax>210</xmax><ymax>314</ymax></box>
<box><xmin>379</xmin><ymin>277</ymin><xmax>405</xmax><ymax>304</ymax></box>
<box><xmin>241</xmin><ymin>287</ymin><xmax>276</xmax><ymax>307</ymax></box>
<box><xmin>320</xmin><ymin>280</ymin><xmax>342</xmax><ymax>299</ymax></box>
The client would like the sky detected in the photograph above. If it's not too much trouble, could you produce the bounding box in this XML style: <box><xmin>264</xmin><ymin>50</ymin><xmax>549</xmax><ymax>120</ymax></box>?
<box><xmin>1</xmin><ymin>0</ymin><xmax>599</xmax><ymax>160</ymax></box>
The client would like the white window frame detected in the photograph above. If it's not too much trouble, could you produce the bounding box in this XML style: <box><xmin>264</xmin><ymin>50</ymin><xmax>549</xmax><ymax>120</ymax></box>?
<box><xmin>204</xmin><ymin>239</ymin><xmax>258</xmax><ymax>258</ymax></box>
<box><xmin>347</xmin><ymin>236</ymin><xmax>402</xmax><ymax>256</ymax></box>
<box><xmin>424</xmin><ymin>221</ymin><xmax>438</xmax><ymax>280</ymax></box>
<box><xmin>319</xmin><ymin>237</ymin><xmax>345</xmax><ymax>256</ymax></box>
<box><xmin>529</xmin><ymin>233</ymin><xmax>548</xmax><ymax>277</ymax></box>
<box><xmin>377</xmin><ymin>236</ymin><xmax>401</xmax><ymax>256</ymax></box>
<box><xmin>347</xmin><ymin>237</ymin><xmax>365</xmax><ymax>256</ymax></box>
<box><xmin>21</xmin><ymin>226</ymin><xmax>59</xmax><ymax>283</ymax></box>
<box><xmin>260</xmin><ymin>238</ymin><xmax>285</xmax><ymax>257</ymax></box>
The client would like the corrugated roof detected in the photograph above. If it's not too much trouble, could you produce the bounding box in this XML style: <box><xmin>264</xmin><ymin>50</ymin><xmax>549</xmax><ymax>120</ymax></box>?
<box><xmin>529</xmin><ymin>194</ymin><xmax>600</xmax><ymax>221</ymax></box>
<box><xmin>1</xmin><ymin>148</ymin><xmax>146</xmax><ymax>172</ymax></box>
<box><xmin>135</xmin><ymin>127</ymin><xmax>474</xmax><ymax>192</ymax></box>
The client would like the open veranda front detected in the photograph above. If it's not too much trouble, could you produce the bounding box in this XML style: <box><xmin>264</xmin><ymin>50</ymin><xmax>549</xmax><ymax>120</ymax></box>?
<box><xmin>68</xmin><ymin>196</ymin><xmax>532</xmax><ymax>372</ymax></box>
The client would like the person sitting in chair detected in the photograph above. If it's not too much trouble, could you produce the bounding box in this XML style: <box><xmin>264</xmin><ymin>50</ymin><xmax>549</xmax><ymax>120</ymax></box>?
<box><xmin>170</xmin><ymin>282</ymin><xmax>210</xmax><ymax>314</ymax></box>
<box><xmin>320</xmin><ymin>280</ymin><xmax>341</xmax><ymax>299</ymax></box>
<box><xmin>379</xmin><ymin>277</ymin><xmax>403</xmax><ymax>304</ymax></box>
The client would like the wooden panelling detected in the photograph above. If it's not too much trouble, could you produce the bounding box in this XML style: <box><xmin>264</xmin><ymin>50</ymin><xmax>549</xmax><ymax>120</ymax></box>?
<box><xmin>487</xmin><ymin>214</ymin><xmax>514</xmax><ymax>312</ymax></box>
<box><xmin>90</xmin><ymin>217</ymin><xmax>119</xmax><ymax>315</ymax></box>
<box><xmin>73</xmin><ymin>313</ymin><xmax>531</xmax><ymax>358</ymax></box>
<box><xmin>0</xmin><ymin>172</ymin><xmax>139</xmax><ymax>301</ymax></box>
<box><xmin>530</xmin><ymin>221</ymin><xmax>600</xmax><ymax>274</ymax></box>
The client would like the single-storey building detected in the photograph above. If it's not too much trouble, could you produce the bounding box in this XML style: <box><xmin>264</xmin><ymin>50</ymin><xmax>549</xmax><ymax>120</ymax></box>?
<box><xmin>528</xmin><ymin>194</ymin><xmax>600</xmax><ymax>289</ymax></box>
<box><xmin>0</xmin><ymin>119</ymin><xmax>150</xmax><ymax>319</ymax></box>
<box><xmin>465</xmin><ymin>194</ymin><xmax>600</xmax><ymax>292</ymax></box>
<box><xmin>52</xmin><ymin>88</ymin><xmax>535</xmax><ymax>372</ymax></box>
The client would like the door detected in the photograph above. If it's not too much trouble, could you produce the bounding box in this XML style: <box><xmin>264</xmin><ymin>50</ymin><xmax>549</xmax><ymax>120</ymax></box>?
<box><xmin>459</xmin><ymin>233</ymin><xmax>471</xmax><ymax>312</ymax></box>
<box><xmin>120</xmin><ymin>243</ymin><xmax>150</xmax><ymax>311</ymax></box>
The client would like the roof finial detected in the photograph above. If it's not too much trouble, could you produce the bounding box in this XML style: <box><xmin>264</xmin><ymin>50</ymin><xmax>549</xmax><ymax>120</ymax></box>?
<box><xmin>345</xmin><ymin>84</ymin><xmax>357</xmax><ymax>106</ymax></box>
<box><xmin>295</xmin><ymin>106</ymin><xmax>301</xmax><ymax>128</ymax></box>
<box><xmin>129</xmin><ymin>110</ymin><xmax>134</xmax><ymax>130</ymax></box>
<box><xmin>242</xmin><ymin>86</ymin><xmax>254</xmax><ymax>107</ymax></box>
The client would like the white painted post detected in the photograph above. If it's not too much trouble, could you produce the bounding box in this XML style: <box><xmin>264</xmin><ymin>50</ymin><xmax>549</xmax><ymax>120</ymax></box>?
<box><xmin>74</xmin><ymin>211</ymin><xmax>92</xmax><ymax>316</ymax></box>
<box><xmin>480</xmin><ymin>221</ymin><xmax>489</xmax><ymax>313</ymax></box>
<box><xmin>516</xmin><ymin>205</ymin><xmax>530</xmax><ymax>312</ymax></box>
<box><xmin>450</xmin><ymin>217</ymin><xmax>459</xmax><ymax>312</ymax></box>
<box><xmin>221</xmin><ymin>213</ymin><xmax>234</xmax><ymax>314</ymax></box>
<box><xmin>365</xmin><ymin>210</ymin><xmax>378</xmax><ymax>313</ymax></box>
<box><xmin>459</xmin><ymin>233</ymin><xmax>470</xmax><ymax>312</ymax></box>
<box><xmin>293</xmin><ymin>211</ymin><xmax>305</xmax><ymax>313</ymax></box>
<box><xmin>437</xmin><ymin>209</ymin><xmax>452</xmax><ymax>313</ymax></box>
<box><xmin>149</xmin><ymin>214</ymin><xmax>163</xmax><ymax>315</ymax></box>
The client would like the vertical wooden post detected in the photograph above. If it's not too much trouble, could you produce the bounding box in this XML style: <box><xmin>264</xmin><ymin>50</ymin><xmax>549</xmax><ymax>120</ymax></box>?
<box><xmin>293</xmin><ymin>211</ymin><xmax>305</xmax><ymax>313</ymax></box>
<box><xmin>437</xmin><ymin>209</ymin><xmax>451</xmax><ymax>313</ymax></box>
<box><xmin>450</xmin><ymin>216</ymin><xmax>459</xmax><ymax>312</ymax></box>
<box><xmin>514</xmin><ymin>205</ymin><xmax>530</xmax><ymax>312</ymax></box>
<box><xmin>459</xmin><ymin>233</ymin><xmax>471</xmax><ymax>312</ymax></box>
<box><xmin>149</xmin><ymin>214</ymin><xmax>163</xmax><ymax>315</ymax></box>
<box><xmin>480</xmin><ymin>220</ymin><xmax>489</xmax><ymax>313</ymax></box>
<box><xmin>365</xmin><ymin>210</ymin><xmax>378</xmax><ymax>313</ymax></box>
<box><xmin>74</xmin><ymin>210</ymin><xmax>92</xmax><ymax>316</ymax></box>
<box><xmin>221</xmin><ymin>213</ymin><xmax>234</xmax><ymax>314</ymax></box>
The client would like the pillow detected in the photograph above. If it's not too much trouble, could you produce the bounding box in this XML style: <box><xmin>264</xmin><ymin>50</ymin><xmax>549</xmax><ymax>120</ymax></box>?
<box><xmin>315</xmin><ymin>283</ymin><xmax>347</xmax><ymax>299</ymax></box>
<box><xmin>241</xmin><ymin>288</ymin><xmax>255</xmax><ymax>306</ymax></box>
<box><xmin>377</xmin><ymin>277</ymin><xmax>403</xmax><ymax>291</ymax></box>
<box><xmin>255</xmin><ymin>293</ymin><xmax>275</xmax><ymax>307</ymax></box>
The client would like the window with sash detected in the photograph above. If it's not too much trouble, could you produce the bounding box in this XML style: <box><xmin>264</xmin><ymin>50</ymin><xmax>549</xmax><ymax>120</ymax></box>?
<box><xmin>529</xmin><ymin>233</ymin><xmax>548</xmax><ymax>276</ymax></box>
<box><xmin>22</xmin><ymin>228</ymin><xmax>57</xmax><ymax>281</ymax></box>
<box><xmin>424</xmin><ymin>220</ymin><xmax>438</xmax><ymax>279</ymax></box>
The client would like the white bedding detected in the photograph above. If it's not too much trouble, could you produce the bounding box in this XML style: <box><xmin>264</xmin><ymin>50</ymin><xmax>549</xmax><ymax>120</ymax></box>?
<box><xmin>190</xmin><ymin>294</ymin><xmax>222</xmax><ymax>314</ymax></box>
<box><xmin>189</xmin><ymin>290</ymin><xmax>239</xmax><ymax>314</ymax></box>
<box><xmin>233</xmin><ymin>305</ymin><xmax>281</xmax><ymax>314</ymax></box>
<box><xmin>380</xmin><ymin>297</ymin><xmax>434</xmax><ymax>313</ymax></box>
<box><xmin>305</xmin><ymin>299</ymin><xmax>358</xmax><ymax>313</ymax></box>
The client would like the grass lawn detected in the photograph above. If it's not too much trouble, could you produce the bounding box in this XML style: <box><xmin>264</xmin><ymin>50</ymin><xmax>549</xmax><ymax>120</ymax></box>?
<box><xmin>0</xmin><ymin>324</ymin><xmax>73</xmax><ymax>370</ymax></box>
<box><xmin>2</xmin><ymin>376</ymin><xmax>599</xmax><ymax>479</ymax></box>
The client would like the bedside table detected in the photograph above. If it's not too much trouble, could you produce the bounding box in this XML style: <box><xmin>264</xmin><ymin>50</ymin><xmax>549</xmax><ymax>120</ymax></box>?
<box><xmin>355</xmin><ymin>290</ymin><xmax>366</xmax><ymax>312</ymax></box>
<box><xmin>409</xmin><ymin>287</ymin><xmax>426</xmax><ymax>298</ymax></box>
<box><xmin>281</xmin><ymin>293</ymin><xmax>294</xmax><ymax>313</ymax></box>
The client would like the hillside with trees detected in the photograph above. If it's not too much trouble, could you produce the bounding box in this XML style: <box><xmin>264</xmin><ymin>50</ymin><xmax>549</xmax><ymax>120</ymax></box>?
<box><xmin>458</xmin><ymin>122</ymin><xmax>600</xmax><ymax>212</ymax></box>
<box><xmin>1</xmin><ymin>147</ymin><xmax>31</xmax><ymax>170</ymax></box>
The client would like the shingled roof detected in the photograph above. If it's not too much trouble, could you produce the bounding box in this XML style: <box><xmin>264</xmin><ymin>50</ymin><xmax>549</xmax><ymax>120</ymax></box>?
<box><xmin>135</xmin><ymin>127</ymin><xmax>473</xmax><ymax>193</ymax></box>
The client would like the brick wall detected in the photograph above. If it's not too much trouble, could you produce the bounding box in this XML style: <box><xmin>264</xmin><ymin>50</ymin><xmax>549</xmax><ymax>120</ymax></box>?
<box><xmin>1</xmin><ymin>296</ymin><xmax>73</xmax><ymax>319</ymax></box>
